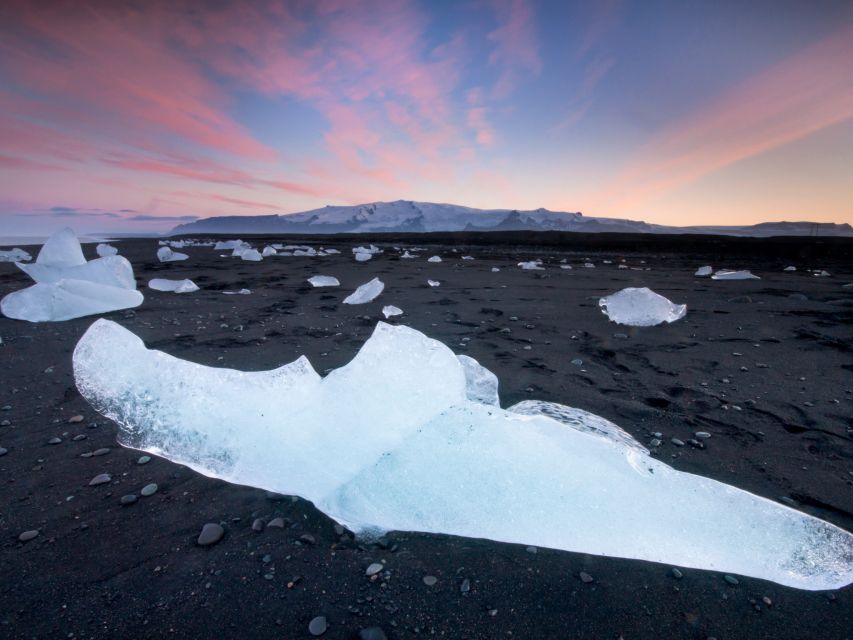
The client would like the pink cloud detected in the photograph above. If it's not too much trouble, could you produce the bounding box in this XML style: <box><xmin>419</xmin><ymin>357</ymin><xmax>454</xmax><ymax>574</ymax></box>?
<box><xmin>467</xmin><ymin>108</ymin><xmax>496</xmax><ymax>146</ymax></box>
<box><xmin>487</xmin><ymin>0</ymin><xmax>542</xmax><ymax>99</ymax></box>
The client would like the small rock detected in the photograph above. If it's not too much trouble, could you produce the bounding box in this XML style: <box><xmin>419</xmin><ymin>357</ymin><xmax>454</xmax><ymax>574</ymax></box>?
<box><xmin>460</xmin><ymin>578</ymin><xmax>471</xmax><ymax>593</ymax></box>
<box><xmin>0</xmin><ymin>447</ymin><xmax>7</xmax><ymax>456</ymax></box>
<box><xmin>694</xmin><ymin>431</ymin><xmax>711</xmax><ymax>439</ymax></box>
<box><xmin>137</xmin><ymin>455</ymin><xmax>151</xmax><ymax>465</ymax></box>
<box><xmin>526</xmin><ymin>545</ymin><xmax>538</xmax><ymax>554</ymax></box>
<box><xmin>423</xmin><ymin>575</ymin><xmax>438</xmax><ymax>586</ymax></box>
<box><xmin>613</xmin><ymin>333</ymin><xmax>629</xmax><ymax>340</ymax></box>
<box><xmin>140</xmin><ymin>483</ymin><xmax>158</xmax><ymax>497</ymax></box>
<box><xmin>649</xmin><ymin>438</ymin><xmax>662</xmax><ymax>447</ymax></box>
<box><xmin>670</xmin><ymin>567</ymin><xmax>683</xmax><ymax>579</ymax></box>
<box><xmin>267</xmin><ymin>517</ymin><xmax>285</xmax><ymax>528</ymax></box>
<box><xmin>570</xmin><ymin>359</ymin><xmax>583</xmax><ymax>366</ymax></box>
<box><xmin>68</xmin><ymin>415</ymin><xmax>84</xmax><ymax>423</ymax></box>
<box><xmin>92</xmin><ymin>447</ymin><xmax>110</xmax><ymax>456</ymax></box>
<box><xmin>47</xmin><ymin>437</ymin><xmax>62</xmax><ymax>445</ymax></box>
<box><xmin>723</xmin><ymin>574</ymin><xmax>739</xmax><ymax>585</ymax></box>
<box><xmin>197</xmin><ymin>523</ymin><xmax>225</xmax><ymax>546</ymax></box>
<box><xmin>18</xmin><ymin>529</ymin><xmax>39</xmax><ymax>542</ymax></box>
<box><xmin>366</xmin><ymin>562</ymin><xmax>384</xmax><ymax>576</ymax></box>
<box><xmin>88</xmin><ymin>473</ymin><xmax>111</xmax><ymax>486</ymax></box>
<box><xmin>120</xmin><ymin>494</ymin><xmax>138</xmax><ymax>506</ymax></box>
<box><xmin>299</xmin><ymin>533</ymin><xmax>316</xmax><ymax>545</ymax></box>
<box><xmin>72</xmin><ymin>434</ymin><xmax>87</xmax><ymax>441</ymax></box>
<box><xmin>308</xmin><ymin>616</ymin><xmax>327</xmax><ymax>636</ymax></box>
<box><xmin>671</xmin><ymin>438</ymin><xmax>685</xmax><ymax>447</ymax></box>
<box><xmin>252</xmin><ymin>518</ymin><xmax>265</xmax><ymax>532</ymax></box>
<box><xmin>359</xmin><ymin>627</ymin><xmax>388</xmax><ymax>640</ymax></box>
<box><xmin>579</xmin><ymin>571</ymin><xmax>594</xmax><ymax>583</ymax></box>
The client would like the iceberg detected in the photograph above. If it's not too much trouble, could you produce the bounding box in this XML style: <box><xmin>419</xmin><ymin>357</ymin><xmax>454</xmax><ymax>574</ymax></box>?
<box><xmin>0</xmin><ymin>248</ymin><xmax>32</xmax><ymax>263</ymax></box>
<box><xmin>239</xmin><ymin>249</ymin><xmax>262</xmax><ymax>262</ymax></box>
<box><xmin>148</xmin><ymin>278</ymin><xmax>199</xmax><ymax>293</ymax></box>
<box><xmin>382</xmin><ymin>305</ymin><xmax>403</xmax><ymax>318</ymax></box>
<box><xmin>157</xmin><ymin>247</ymin><xmax>188</xmax><ymax>262</ymax></box>
<box><xmin>599</xmin><ymin>288</ymin><xmax>686</xmax><ymax>326</ymax></box>
<box><xmin>694</xmin><ymin>265</ymin><xmax>713</xmax><ymax>277</ymax></box>
<box><xmin>307</xmin><ymin>276</ymin><xmax>340</xmax><ymax>287</ymax></box>
<box><xmin>1</xmin><ymin>228</ymin><xmax>142</xmax><ymax>322</ymax></box>
<box><xmin>343</xmin><ymin>278</ymin><xmax>384</xmax><ymax>305</ymax></box>
<box><xmin>712</xmin><ymin>270</ymin><xmax>759</xmax><ymax>280</ymax></box>
<box><xmin>72</xmin><ymin>320</ymin><xmax>853</xmax><ymax>591</ymax></box>
<box><xmin>214</xmin><ymin>240</ymin><xmax>245</xmax><ymax>250</ymax></box>
<box><xmin>96</xmin><ymin>243</ymin><xmax>118</xmax><ymax>257</ymax></box>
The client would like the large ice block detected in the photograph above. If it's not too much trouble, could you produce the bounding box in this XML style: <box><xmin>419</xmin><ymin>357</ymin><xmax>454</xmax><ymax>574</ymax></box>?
<box><xmin>343</xmin><ymin>278</ymin><xmax>384</xmax><ymax>304</ymax></box>
<box><xmin>599</xmin><ymin>287</ymin><xmax>686</xmax><ymax>326</ymax></box>
<box><xmin>72</xmin><ymin>320</ymin><xmax>853</xmax><ymax>590</ymax></box>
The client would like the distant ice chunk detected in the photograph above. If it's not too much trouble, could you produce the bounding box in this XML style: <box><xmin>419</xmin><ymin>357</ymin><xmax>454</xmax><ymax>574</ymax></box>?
<box><xmin>457</xmin><ymin>354</ymin><xmax>499</xmax><ymax>406</ymax></box>
<box><xmin>353</xmin><ymin>245</ymin><xmax>382</xmax><ymax>255</ymax></box>
<box><xmin>694</xmin><ymin>265</ymin><xmax>713</xmax><ymax>277</ymax></box>
<box><xmin>462</xmin><ymin>256</ymin><xmax>474</xmax><ymax>260</ymax></box>
<box><xmin>148</xmin><ymin>278</ymin><xmax>199</xmax><ymax>293</ymax></box>
<box><xmin>307</xmin><ymin>276</ymin><xmax>340</xmax><ymax>287</ymax></box>
<box><xmin>214</xmin><ymin>240</ymin><xmax>244</xmax><ymax>250</ymax></box>
<box><xmin>427</xmin><ymin>256</ymin><xmax>442</xmax><ymax>263</ymax></box>
<box><xmin>583</xmin><ymin>262</ymin><xmax>595</xmax><ymax>268</ymax></box>
<box><xmin>157</xmin><ymin>247</ymin><xmax>188</xmax><ymax>262</ymax></box>
<box><xmin>0</xmin><ymin>248</ymin><xmax>32</xmax><ymax>263</ymax></box>
<box><xmin>400</xmin><ymin>251</ymin><xmax>416</xmax><ymax>259</ymax></box>
<box><xmin>239</xmin><ymin>249</ymin><xmax>263</xmax><ymax>262</ymax></box>
<box><xmin>518</xmin><ymin>260</ymin><xmax>544</xmax><ymax>270</ymax></box>
<box><xmin>814</xmin><ymin>270</ymin><xmax>831</xmax><ymax>277</ymax></box>
<box><xmin>491</xmin><ymin>267</ymin><xmax>500</xmax><ymax>272</ymax></box>
<box><xmin>323</xmin><ymin>248</ymin><xmax>341</xmax><ymax>255</ymax></box>
<box><xmin>382</xmin><ymin>305</ymin><xmax>403</xmax><ymax>318</ymax></box>
<box><xmin>343</xmin><ymin>278</ymin><xmax>384</xmax><ymax>305</ymax></box>
<box><xmin>223</xmin><ymin>289</ymin><xmax>251</xmax><ymax>295</ymax></box>
<box><xmin>354</xmin><ymin>252</ymin><xmax>372</xmax><ymax>262</ymax></box>
<box><xmin>712</xmin><ymin>270</ymin><xmax>759</xmax><ymax>280</ymax></box>
<box><xmin>96</xmin><ymin>243</ymin><xmax>118</xmax><ymax>257</ymax></box>
<box><xmin>560</xmin><ymin>265</ymin><xmax>573</xmax><ymax>270</ymax></box>
<box><xmin>427</xmin><ymin>280</ymin><xmax>440</xmax><ymax>287</ymax></box>
<box><xmin>599</xmin><ymin>288</ymin><xmax>686</xmax><ymax>327</ymax></box>
<box><xmin>73</xmin><ymin>320</ymin><xmax>853</xmax><ymax>591</ymax></box>
<box><xmin>262</xmin><ymin>246</ymin><xmax>277</xmax><ymax>257</ymax></box>
<box><xmin>784</xmin><ymin>266</ymin><xmax>796</xmax><ymax>272</ymax></box>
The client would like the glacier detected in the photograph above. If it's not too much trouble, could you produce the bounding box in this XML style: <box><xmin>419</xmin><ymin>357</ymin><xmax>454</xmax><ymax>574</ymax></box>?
<box><xmin>1</xmin><ymin>228</ymin><xmax>142</xmax><ymax>322</ymax></box>
<box><xmin>72</xmin><ymin>320</ymin><xmax>853</xmax><ymax>590</ymax></box>
<box><xmin>599</xmin><ymin>288</ymin><xmax>686</xmax><ymax>326</ymax></box>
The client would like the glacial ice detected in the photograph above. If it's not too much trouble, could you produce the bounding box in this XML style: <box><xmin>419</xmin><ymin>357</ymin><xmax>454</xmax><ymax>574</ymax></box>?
<box><xmin>96</xmin><ymin>243</ymin><xmax>118</xmax><ymax>257</ymax></box>
<box><xmin>354</xmin><ymin>252</ymin><xmax>372</xmax><ymax>262</ymax></box>
<box><xmin>148</xmin><ymin>278</ymin><xmax>199</xmax><ymax>293</ymax></box>
<box><xmin>262</xmin><ymin>246</ymin><xmax>277</xmax><ymax>257</ymax></box>
<box><xmin>214</xmin><ymin>240</ymin><xmax>245</xmax><ymax>250</ymax></box>
<box><xmin>427</xmin><ymin>280</ymin><xmax>440</xmax><ymax>287</ymax></box>
<box><xmin>382</xmin><ymin>305</ymin><xmax>403</xmax><ymax>318</ymax></box>
<box><xmin>239</xmin><ymin>249</ymin><xmax>263</xmax><ymax>262</ymax></box>
<box><xmin>457</xmin><ymin>355</ymin><xmax>499</xmax><ymax>406</ymax></box>
<box><xmin>712</xmin><ymin>270</ymin><xmax>759</xmax><ymax>280</ymax></box>
<box><xmin>343</xmin><ymin>278</ymin><xmax>384</xmax><ymax>305</ymax></box>
<box><xmin>400</xmin><ymin>251</ymin><xmax>416</xmax><ymax>259</ymax></box>
<box><xmin>157</xmin><ymin>247</ymin><xmax>188</xmax><ymax>262</ymax></box>
<box><xmin>518</xmin><ymin>260</ymin><xmax>544</xmax><ymax>270</ymax></box>
<box><xmin>784</xmin><ymin>266</ymin><xmax>796</xmax><ymax>272</ymax></box>
<box><xmin>428</xmin><ymin>256</ymin><xmax>442</xmax><ymax>263</ymax></box>
<box><xmin>307</xmin><ymin>276</ymin><xmax>340</xmax><ymax>287</ymax></box>
<box><xmin>1</xmin><ymin>228</ymin><xmax>142</xmax><ymax>322</ymax></box>
<box><xmin>0</xmin><ymin>248</ymin><xmax>32</xmax><ymax>263</ymax></box>
<box><xmin>694</xmin><ymin>265</ymin><xmax>713</xmax><ymax>276</ymax></box>
<box><xmin>599</xmin><ymin>288</ymin><xmax>686</xmax><ymax>326</ymax></box>
<box><xmin>223</xmin><ymin>289</ymin><xmax>251</xmax><ymax>295</ymax></box>
<box><xmin>72</xmin><ymin>320</ymin><xmax>853</xmax><ymax>591</ymax></box>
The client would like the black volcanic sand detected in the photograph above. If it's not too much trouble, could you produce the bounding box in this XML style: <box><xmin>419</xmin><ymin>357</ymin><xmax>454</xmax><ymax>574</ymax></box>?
<box><xmin>1</xmin><ymin>232</ymin><xmax>851</xmax><ymax>639</ymax></box>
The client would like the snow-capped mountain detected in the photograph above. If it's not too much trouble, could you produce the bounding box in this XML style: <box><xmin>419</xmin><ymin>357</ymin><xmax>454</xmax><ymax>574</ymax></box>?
<box><xmin>169</xmin><ymin>200</ymin><xmax>853</xmax><ymax>237</ymax></box>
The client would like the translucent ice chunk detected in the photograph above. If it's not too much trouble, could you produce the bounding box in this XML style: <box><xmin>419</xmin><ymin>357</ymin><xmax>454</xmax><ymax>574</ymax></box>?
<box><xmin>223</xmin><ymin>289</ymin><xmax>251</xmax><ymax>295</ymax></box>
<box><xmin>784</xmin><ymin>266</ymin><xmax>796</xmax><ymax>272</ymax></box>
<box><xmin>518</xmin><ymin>260</ymin><xmax>544</xmax><ymax>270</ymax></box>
<box><xmin>457</xmin><ymin>354</ymin><xmax>499</xmax><ymax>406</ymax></box>
<box><xmin>157</xmin><ymin>247</ymin><xmax>188</xmax><ymax>262</ymax></box>
<box><xmin>428</xmin><ymin>256</ymin><xmax>442</xmax><ymax>263</ymax></box>
<box><xmin>354</xmin><ymin>252</ymin><xmax>372</xmax><ymax>262</ymax></box>
<box><xmin>239</xmin><ymin>249</ymin><xmax>262</xmax><ymax>262</ymax></box>
<box><xmin>382</xmin><ymin>305</ymin><xmax>403</xmax><ymax>318</ymax></box>
<box><xmin>262</xmin><ymin>246</ymin><xmax>277</xmax><ymax>257</ymax></box>
<box><xmin>694</xmin><ymin>265</ymin><xmax>713</xmax><ymax>276</ymax></box>
<box><xmin>35</xmin><ymin>227</ymin><xmax>85</xmax><ymax>267</ymax></box>
<box><xmin>427</xmin><ymin>280</ymin><xmax>440</xmax><ymax>287</ymax></box>
<box><xmin>0</xmin><ymin>248</ymin><xmax>31</xmax><ymax>263</ymax></box>
<box><xmin>2</xmin><ymin>279</ymin><xmax>143</xmax><ymax>322</ymax></box>
<box><xmin>712</xmin><ymin>270</ymin><xmax>759</xmax><ymax>280</ymax></box>
<box><xmin>148</xmin><ymin>278</ymin><xmax>199</xmax><ymax>293</ymax></box>
<box><xmin>72</xmin><ymin>320</ymin><xmax>853</xmax><ymax>591</ymax></box>
<box><xmin>214</xmin><ymin>240</ymin><xmax>245</xmax><ymax>250</ymax></box>
<box><xmin>400</xmin><ymin>251</ymin><xmax>416</xmax><ymax>259</ymax></box>
<box><xmin>18</xmin><ymin>255</ymin><xmax>137</xmax><ymax>290</ymax></box>
<box><xmin>307</xmin><ymin>276</ymin><xmax>340</xmax><ymax>287</ymax></box>
<box><xmin>96</xmin><ymin>243</ymin><xmax>118</xmax><ymax>257</ymax></box>
<box><xmin>343</xmin><ymin>278</ymin><xmax>384</xmax><ymax>304</ymax></box>
<box><xmin>599</xmin><ymin>287</ymin><xmax>686</xmax><ymax>326</ymax></box>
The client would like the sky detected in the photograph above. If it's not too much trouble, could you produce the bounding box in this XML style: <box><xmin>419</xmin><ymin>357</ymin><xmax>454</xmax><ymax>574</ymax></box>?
<box><xmin>1</xmin><ymin>0</ymin><xmax>852</xmax><ymax>235</ymax></box>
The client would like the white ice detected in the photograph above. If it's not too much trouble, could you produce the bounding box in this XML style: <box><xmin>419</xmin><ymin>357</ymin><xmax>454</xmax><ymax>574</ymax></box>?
<box><xmin>239</xmin><ymin>249</ymin><xmax>263</xmax><ymax>262</ymax></box>
<box><xmin>343</xmin><ymin>278</ymin><xmax>384</xmax><ymax>305</ymax></box>
<box><xmin>427</xmin><ymin>256</ymin><xmax>442</xmax><ymax>263</ymax></box>
<box><xmin>1</xmin><ymin>228</ymin><xmax>142</xmax><ymax>322</ymax></box>
<box><xmin>96</xmin><ymin>243</ymin><xmax>118</xmax><ymax>257</ymax></box>
<box><xmin>0</xmin><ymin>248</ymin><xmax>32</xmax><ymax>263</ymax></box>
<box><xmin>784</xmin><ymin>266</ymin><xmax>797</xmax><ymax>272</ymax></box>
<box><xmin>427</xmin><ymin>280</ymin><xmax>440</xmax><ymax>287</ymax></box>
<box><xmin>400</xmin><ymin>251</ymin><xmax>416</xmax><ymax>259</ymax></box>
<box><xmin>354</xmin><ymin>252</ymin><xmax>372</xmax><ymax>262</ymax></box>
<box><xmin>307</xmin><ymin>276</ymin><xmax>340</xmax><ymax>287</ymax></box>
<box><xmin>599</xmin><ymin>287</ymin><xmax>686</xmax><ymax>327</ymax></box>
<box><xmin>712</xmin><ymin>270</ymin><xmax>759</xmax><ymax>280</ymax></box>
<box><xmin>223</xmin><ymin>289</ymin><xmax>251</xmax><ymax>295</ymax></box>
<box><xmin>157</xmin><ymin>247</ymin><xmax>188</xmax><ymax>262</ymax></box>
<box><xmin>382</xmin><ymin>305</ymin><xmax>403</xmax><ymax>318</ymax></box>
<box><xmin>262</xmin><ymin>246</ymin><xmax>277</xmax><ymax>257</ymax></box>
<box><xmin>214</xmin><ymin>240</ymin><xmax>245</xmax><ymax>250</ymax></box>
<box><xmin>148</xmin><ymin>278</ymin><xmax>199</xmax><ymax>293</ymax></box>
<box><xmin>491</xmin><ymin>268</ymin><xmax>500</xmax><ymax>273</ymax></box>
<box><xmin>518</xmin><ymin>260</ymin><xmax>544</xmax><ymax>270</ymax></box>
<box><xmin>462</xmin><ymin>256</ymin><xmax>474</xmax><ymax>260</ymax></box>
<box><xmin>694</xmin><ymin>266</ymin><xmax>713</xmax><ymax>277</ymax></box>
<box><xmin>72</xmin><ymin>320</ymin><xmax>853</xmax><ymax>591</ymax></box>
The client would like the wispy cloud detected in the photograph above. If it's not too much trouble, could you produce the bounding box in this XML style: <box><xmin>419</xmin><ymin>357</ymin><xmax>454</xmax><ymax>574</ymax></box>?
<box><xmin>487</xmin><ymin>0</ymin><xmax>542</xmax><ymax>99</ymax></box>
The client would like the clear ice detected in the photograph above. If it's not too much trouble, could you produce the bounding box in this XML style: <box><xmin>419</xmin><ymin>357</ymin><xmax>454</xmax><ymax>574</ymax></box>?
<box><xmin>0</xmin><ymin>248</ymin><xmax>32</xmax><ymax>263</ymax></box>
<box><xmin>72</xmin><ymin>320</ymin><xmax>853</xmax><ymax>590</ymax></box>
<box><xmin>599</xmin><ymin>287</ymin><xmax>686</xmax><ymax>326</ymax></box>
<box><xmin>695</xmin><ymin>265</ymin><xmax>713</xmax><ymax>277</ymax></box>
<box><xmin>148</xmin><ymin>278</ymin><xmax>199</xmax><ymax>293</ymax></box>
<box><xmin>343</xmin><ymin>278</ymin><xmax>384</xmax><ymax>305</ymax></box>
<box><xmin>382</xmin><ymin>305</ymin><xmax>403</xmax><ymax>318</ymax></box>
<box><xmin>307</xmin><ymin>276</ymin><xmax>340</xmax><ymax>287</ymax></box>
<box><xmin>712</xmin><ymin>270</ymin><xmax>760</xmax><ymax>280</ymax></box>
<box><xmin>157</xmin><ymin>247</ymin><xmax>189</xmax><ymax>262</ymax></box>
<box><xmin>96</xmin><ymin>243</ymin><xmax>118</xmax><ymax>257</ymax></box>
<box><xmin>1</xmin><ymin>228</ymin><xmax>142</xmax><ymax>322</ymax></box>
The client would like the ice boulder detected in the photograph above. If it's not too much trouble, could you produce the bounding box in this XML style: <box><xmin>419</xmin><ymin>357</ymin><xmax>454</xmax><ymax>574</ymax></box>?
<box><xmin>307</xmin><ymin>276</ymin><xmax>340</xmax><ymax>287</ymax></box>
<box><xmin>96</xmin><ymin>243</ymin><xmax>118</xmax><ymax>257</ymax></box>
<box><xmin>599</xmin><ymin>288</ymin><xmax>686</xmax><ymax>327</ymax></box>
<box><xmin>343</xmin><ymin>278</ymin><xmax>384</xmax><ymax>305</ymax></box>
<box><xmin>214</xmin><ymin>240</ymin><xmax>245</xmax><ymax>251</ymax></box>
<box><xmin>72</xmin><ymin>320</ymin><xmax>853</xmax><ymax>591</ymax></box>
<box><xmin>694</xmin><ymin>265</ymin><xmax>713</xmax><ymax>277</ymax></box>
<box><xmin>157</xmin><ymin>247</ymin><xmax>188</xmax><ymax>262</ymax></box>
<box><xmin>1</xmin><ymin>228</ymin><xmax>143</xmax><ymax>322</ymax></box>
<box><xmin>239</xmin><ymin>249</ymin><xmax>263</xmax><ymax>262</ymax></box>
<box><xmin>0</xmin><ymin>248</ymin><xmax>32</xmax><ymax>263</ymax></box>
<box><xmin>262</xmin><ymin>246</ymin><xmax>277</xmax><ymax>257</ymax></box>
<box><xmin>148</xmin><ymin>278</ymin><xmax>199</xmax><ymax>293</ymax></box>
<box><xmin>712</xmin><ymin>270</ymin><xmax>759</xmax><ymax>280</ymax></box>
<box><xmin>457</xmin><ymin>355</ymin><xmax>499</xmax><ymax>406</ymax></box>
<box><xmin>382</xmin><ymin>305</ymin><xmax>403</xmax><ymax>318</ymax></box>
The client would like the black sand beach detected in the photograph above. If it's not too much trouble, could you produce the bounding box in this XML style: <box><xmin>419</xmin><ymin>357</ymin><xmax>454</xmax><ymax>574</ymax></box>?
<box><xmin>1</xmin><ymin>233</ymin><xmax>851</xmax><ymax>639</ymax></box>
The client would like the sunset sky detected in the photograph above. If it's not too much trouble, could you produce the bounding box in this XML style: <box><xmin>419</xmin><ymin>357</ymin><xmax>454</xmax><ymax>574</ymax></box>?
<box><xmin>1</xmin><ymin>0</ymin><xmax>852</xmax><ymax>235</ymax></box>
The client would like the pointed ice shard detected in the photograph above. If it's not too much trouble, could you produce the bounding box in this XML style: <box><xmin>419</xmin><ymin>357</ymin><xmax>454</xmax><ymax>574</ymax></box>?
<box><xmin>307</xmin><ymin>276</ymin><xmax>340</xmax><ymax>287</ymax></box>
<box><xmin>712</xmin><ymin>270</ymin><xmax>759</xmax><ymax>280</ymax></box>
<box><xmin>694</xmin><ymin>265</ymin><xmax>713</xmax><ymax>276</ymax></box>
<box><xmin>157</xmin><ymin>247</ymin><xmax>188</xmax><ymax>262</ymax></box>
<box><xmin>35</xmin><ymin>227</ymin><xmax>86</xmax><ymax>267</ymax></box>
<box><xmin>343</xmin><ymin>278</ymin><xmax>384</xmax><ymax>304</ymax></box>
<box><xmin>599</xmin><ymin>288</ymin><xmax>686</xmax><ymax>326</ymax></box>
<box><xmin>457</xmin><ymin>354</ymin><xmax>499</xmax><ymax>406</ymax></box>
<box><xmin>148</xmin><ymin>278</ymin><xmax>199</xmax><ymax>293</ymax></box>
<box><xmin>72</xmin><ymin>320</ymin><xmax>853</xmax><ymax>591</ymax></box>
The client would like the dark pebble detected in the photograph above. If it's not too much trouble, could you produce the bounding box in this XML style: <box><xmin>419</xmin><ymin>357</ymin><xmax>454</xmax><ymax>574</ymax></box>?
<box><xmin>120</xmin><ymin>494</ymin><xmax>138</xmax><ymax>506</ymax></box>
<box><xmin>197</xmin><ymin>523</ymin><xmax>225</xmax><ymax>546</ymax></box>
<box><xmin>18</xmin><ymin>530</ymin><xmax>39</xmax><ymax>542</ymax></box>
<box><xmin>88</xmin><ymin>473</ymin><xmax>111</xmax><ymax>486</ymax></box>
<box><xmin>308</xmin><ymin>616</ymin><xmax>327</xmax><ymax>636</ymax></box>
<box><xmin>359</xmin><ymin>627</ymin><xmax>388</xmax><ymax>640</ymax></box>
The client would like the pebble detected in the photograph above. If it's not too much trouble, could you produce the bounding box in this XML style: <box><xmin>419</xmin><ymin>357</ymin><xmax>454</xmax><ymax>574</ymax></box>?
<box><xmin>88</xmin><ymin>473</ymin><xmax>111</xmax><ymax>486</ymax></box>
<box><xmin>308</xmin><ymin>616</ymin><xmax>327</xmax><ymax>636</ymax></box>
<box><xmin>723</xmin><ymin>574</ymin><xmax>739</xmax><ymax>585</ymax></box>
<box><xmin>252</xmin><ymin>518</ymin><xmax>265</xmax><ymax>532</ymax></box>
<box><xmin>197</xmin><ymin>523</ymin><xmax>225</xmax><ymax>546</ymax></box>
<box><xmin>68</xmin><ymin>415</ymin><xmax>84</xmax><ymax>423</ymax></box>
<box><xmin>359</xmin><ymin>627</ymin><xmax>387</xmax><ymax>640</ymax></box>
<box><xmin>72</xmin><ymin>434</ymin><xmax>87</xmax><ymax>441</ymax></box>
<box><xmin>365</xmin><ymin>562</ymin><xmax>384</xmax><ymax>576</ymax></box>
<box><xmin>460</xmin><ymin>578</ymin><xmax>471</xmax><ymax>593</ymax></box>
<box><xmin>670</xmin><ymin>568</ymin><xmax>683</xmax><ymax>579</ymax></box>
<box><xmin>649</xmin><ymin>438</ymin><xmax>662</xmax><ymax>447</ymax></box>
<box><xmin>671</xmin><ymin>438</ymin><xmax>685</xmax><ymax>447</ymax></box>
<box><xmin>18</xmin><ymin>529</ymin><xmax>39</xmax><ymax>542</ymax></box>
<box><xmin>47</xmin><ymin>437</ymin><xmax>62</xmax><ymax>445</ymax></box>
<box><xmin>120</xmin><ymin>494</ymin><xmax>138</xmax><ymax>506</ymax></box>
<box><xmin>267</xmin><ymin>517</ymin><xmax>285</xmax><ymax>528</ymax></box>
<box><xmin>92</xmin><ymin>448</ymin><xmax>110</xmax><ymax>456</ymax></box>
<box><xmin>579</xmin><ymin>571</ymin><xmax>594</xmax><ymax>583</ymax></box>
<box><xmin>140</xmin><ymin>483</ymin><xmax>158</xmax><ymax>497</ymax></box>
<box><xmin>137</xmin><ymin>455</ymin><xmax>151</xmax><ymax>465</ymax></box>
<box><xmin>694</xmin><ymin>431</ymin><xmax>711</xmax><ymax>439</ymax></box>
<box><xmin>299</xmin><ymin>534</ymin><xmax>316</xmax><ymax>545</ymax></box>
<box><xmin>613</xmin><ymin>333</ymin><xmax>629</xmax><ymax>340</ymax></box>
<box><xmin>0</xmin><ymin>447</ymin><xmax>7</xmax><ymax>456</ymax></box>
<box><xmin>423</xmin><ymin>575</ymin><xmax>438</xmax><ymax>586</ymax></box>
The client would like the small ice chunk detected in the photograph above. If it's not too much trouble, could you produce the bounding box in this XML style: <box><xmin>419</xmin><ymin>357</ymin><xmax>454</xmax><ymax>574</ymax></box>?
<box><xmin>96</xmin><ymin>243</ymin><xmax>118</xmax><ymax>257</ymax></box>
<box><xmin>323</xmin><ymin>248</ymin><xmax>341</xmax><ymax>255</ymax></box>
<box><xmin>561</xmin><ymin>265</ymin><xmax>573</xmax><ymax>270</ymax></box>
<box><xmin>223</xmin><ymin>289</ymin><xmax>251</xmax><ymax>295</ymax></box>
<box><xmin>712</xmin><ymin>270</ymin><xmax>759</xmax><ymax>280</ymax></box>
<box><xmin>382</xmin><ymin>305</ymin><xmax>403</xmax><ymax>318</ymax></box>
<box><xmin>239</xmin><ymin>249</ymin><xmax>263</xmax><ymax>262</ymax></box>
<box><xmin>518</xmin><ymin>260</ymin><xmax>544</xmax><ymax>270</ymax></box>
<box><xmin>343</xmin><ymin>278</ymin><xmax>384</xmax><ymax>305</ymax></box>
<box><xmin>428</xmin><ymin>256</ymin><xmax>442</xmax><ymax>263</ymax></box>
<box><xmin>784</xmin><ymin>266</ymin><xmax>796</xmax><ymax>272</ymax></box>
<box><xmin>0</xmin><ymin>248</ymin><xmax>32</xmax><ymax>263</ymax></box>
<box><xmin>583</xmin><ymin>262</ymin><xmax>595</xmax><ymax>268</ymax></box>
<box><xmin>157</xmin><ymin>247</ymin><xmax>188</xmax><ymax>262</ymax></box>
<box><xmin>427</xmin><ymin>280</ymin><xmax>440</xmax><ymax>287</ymax></box>
<box><xmin>457</xmin><ymin>354</ymin><xmax>499</xmax><ymax>406</ymax></box>
<box><xmin>353</xmin><ymin>245</ymin><xmax>381</xmax><ymax>255</ymax></box>
<box><xmin>400</xmin><ymin>251</ymin><xmax>416</xmax><ymax>259</ymax></box>
<box><xmin>148</xmin><ymin>278</ymin><xmax>199</xmax><ymax>293</ymax></box>
<box><xmin>814</xmin><ymin>270</ymin><xmax>831</xmax><ymax>277</ymax></box>
<box><xmin>262</xmin><ymin>246</ymin><xmax>277</xmax><ymax>257</ymax></box>
<box><xmin>491</xmin><ymin>267</ymin><xmax>500</xmax><ymax>272</ymax></box>
<box><xmin>354</xmin><ymin>252</ymin><xmax>372</xmax><ymax>262</ymax></box>
<box><xmin>307</xmin><ymin>276</ymin><xmax>340</xmax><ymax>287</ymax></box>
<box><xmin>462</xmin><ymin>256</ymin><xmax>474</xmax><ymax>260</ymax></box>
<box><xmin>599</xmin><ymin>287</ymin><xmax>686</xmax><ymax>327</ymax></box>
<box><xmin>214</xmin><ymin>240</ymin><xmax>244</xmax><ymax>250</ymax></box>
<box><xmin>695</xmin><ymin>266</ymin><xmax>713</xmax><ymax>277</ymax></box>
